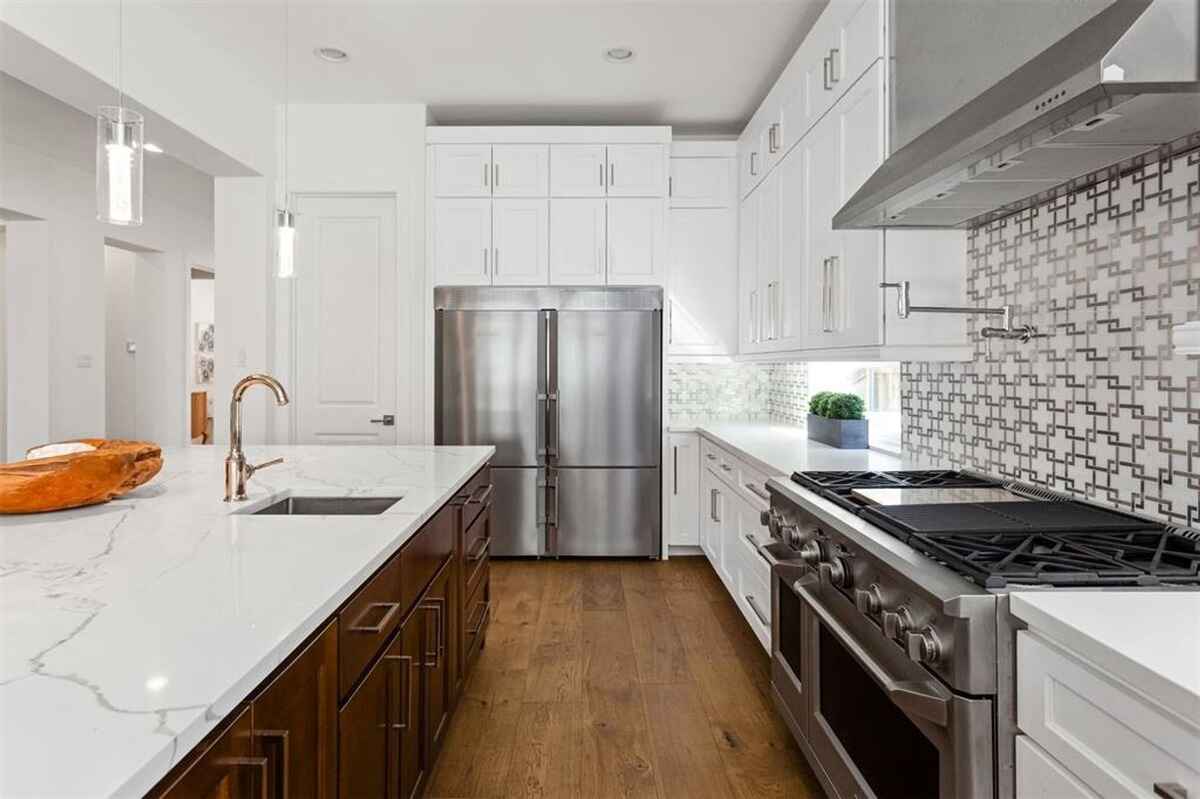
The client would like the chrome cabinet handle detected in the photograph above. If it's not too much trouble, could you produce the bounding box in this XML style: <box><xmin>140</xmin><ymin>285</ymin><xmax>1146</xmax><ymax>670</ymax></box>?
<box><xmin>467</xmin><ymin>536</ymin><xmax>490</xmax><ymax>562</ymax></box>
<box><xmin>748</xmin><ymin>290</ymin><xmax>758</xmax><ymax>343</ymax></box>
<box><xmin>385</xmin><ymin>654</ymin><xmax>413</xmax><ymax>731</ymax></box>
<box><xmin>823</xmin><ymin>54</ymin><xmax>832</xmax><ymax>90</ymax></box>
<box><xmin>483</xmin><ymin>247</ymin><xmax>489</xmax><ymax>275</ymax></box>
<box><xmin>828</xmin><ymin>48</ymin><xmax>840</xmax><ymax>84</ymax></box>
<box><xmin>750</xmin><ymin>151</ymin><xmax>758</xmax><ymax>176</ymax></box>
<box><xmin>1154</xmin><ymin>784</ymin><xmax>1188</xmax><ymax>799</ymax></box>
<box><xmin>609</xmin><ymin>162</ymin><xmax>614</xmax><ymax>187</ymax></box>
<box><xmin>493</xmin><ymin>163</ymin><xmax>499</xmax><ymax>188</ymax></box>
<box><xmin>745</xmin><ymin>594</ymin><xmax>771</xmax><ymax>627</ymax></box>
<box><xmin>709</xmin><ymin>488</ymin><xmax>718</xmax><ymax>521</ymax></box>
<box><xmin>744</xmin><ymin>533</ymin><xmax>772</xmax><ymax>565</ymax></box>
<box><xmin>673</xmin><ymin>446</ymin><xmax>679</xmax><ymax>495</ymax></box>
<box><xmin>768</xmin><ymin>123</ymin><xmax>780</xmax><ymax>154</ymax></box>
<box><xmin>494</xmin><ymin>247</ymin><xmax>499</xmax><ymax>275</ymax></box>
<box><xmin>347</xmin><ymin>601</ymin><xmax>401</xmax><ymax>634</ymax></box>
<box><xmin>253</xmin><ymin>729</ymin><xmax>289</xmax><ymax>799</ymax></box>
<box><xmin>421</xmin><ymin>599</ymin><xmax>444</xmax><ymax>667</ymax></box>
<box><xmin>483</xmin><ymin>162</ymin><xmax>489</xmax><ymax>188</ymax></box>
<box><xmin>467</xmin><ymin>483</ymin><xmax>494</xmax><ymax>505</ymax></box>
<box><xmin>599</xmin><ymin>162</ymin><xmax>604</xmax><ymax>187</ymax></box>
<box><xmin>744</xmin><ymin>482</ymin><xmax>770</xmax><ymax>501</ymax></box>
<box><xmin>822</xmin><ymin>258</ymin><xmax>834</xmax><ymax>332</ymax></box>
<box><xmin>713</xmin><ymin>489</ymin><xmax>721</xmax><ymax>523</ymax></box>
<box><xmin>720</xmin><ymin>463</ymin><xmax>733</xmax><ymax>473</ymax></box>
<box><xmin>214</xmin><ymin>756</ymin><xmax>268</xmax><ymax>798</ymax></box>
<box><xmin>828</xmin><ymin>256</ymin><xmax>838</xmax><ymax>332</ymax></box>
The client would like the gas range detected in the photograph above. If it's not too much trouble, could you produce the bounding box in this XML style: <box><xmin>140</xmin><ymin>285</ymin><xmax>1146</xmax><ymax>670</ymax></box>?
<box><xmin>761</xmin><ymin>468</ymin><xmax>1200</xmax><ymax>799</ymax></box>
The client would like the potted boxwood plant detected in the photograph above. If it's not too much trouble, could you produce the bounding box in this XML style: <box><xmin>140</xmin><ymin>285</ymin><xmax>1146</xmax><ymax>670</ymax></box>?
<box><xmin>807</xmin><ymin>391</ymin><xmax>868</xmax><ymax>449</ymax></box>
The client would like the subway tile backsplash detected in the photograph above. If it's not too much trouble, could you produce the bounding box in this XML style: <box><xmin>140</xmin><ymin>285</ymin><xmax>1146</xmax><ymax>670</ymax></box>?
<box><xmin>902</xmin><ymin>147</ymin><xmax>1200</xmax><ymax>528</ymax></box>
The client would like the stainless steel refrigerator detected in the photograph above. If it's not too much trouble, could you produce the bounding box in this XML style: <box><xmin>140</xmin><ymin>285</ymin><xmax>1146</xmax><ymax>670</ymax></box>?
<box><xmin>435</xmin><ymin>287</ymin><xmax>662</xmax><ymax>557</ymax></box>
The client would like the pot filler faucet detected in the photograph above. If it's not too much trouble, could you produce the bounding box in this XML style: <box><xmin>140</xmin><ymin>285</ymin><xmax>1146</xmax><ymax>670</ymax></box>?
<box><xmin>880</xmin><ymin>280</ymin><xmax>1037</xmax><ymax>342</ymax></box>
<box><xmin>224</xmin><ymin>374</ymin><xmax>289</xmax><ymax>501</ymax></box>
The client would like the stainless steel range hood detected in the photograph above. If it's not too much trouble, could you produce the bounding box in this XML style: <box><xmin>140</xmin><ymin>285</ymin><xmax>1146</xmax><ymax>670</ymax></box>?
<box><xmin>834</xmin><ymin>0</ymin><xmax>1200</xmax><ymax>229</ymax></box>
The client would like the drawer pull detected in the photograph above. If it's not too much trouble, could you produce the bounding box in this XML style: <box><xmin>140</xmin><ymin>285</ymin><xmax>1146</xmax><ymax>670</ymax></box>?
<box><xmin>744</xmin><ymin>482</ymin><xmax>770</xmax><ymax>501</ymax></box>
<box><xmin>745</xmin><ymin>594</ymin><xmax>771</xmax><ymax>628</ymax></box>
<box><xmin>705</xmin><ymin>453</ymin><xmax>717</xmax><ymax>461</ymax></box>
<box><xmin>745</xmin><ymin>533</ymin><xmax>772</xmax><ymax>565</ymax></box>
<box><xmin>467</xmin><ymin>483</ymin><xmax>494</xmax><ymax>505</ymax></box>
<box><xmin>467</xmin><ymin>536</ymin><xmax>491</xmax><ymax>562</ymax></box>
<box><xmin>1155</xmin><ymin>784</ymin><xmax>1188</xmax><ymax>799</ymax></box>
<box><xmin>421</xmin><ymin>599</ymin><xmax>445</xmax><ymax>667</ymax></box>
<box><xmin>469</xmin><ymin>602</ymin><xmax>491</xmax><ymax>636</ymax></box>
<box><xmin>385</xmin><ymin>654</ymin><xmax>413</xmax><ymax>731</ymax></box>
<box><xmin>347</xmin><ymin>601</ymin><xmax>401</xmax><ymax>634</ymax></box>
<box><xmin>720</xmin><ymin>463</ymin><xmax>733</xmax><ymax>472</ymax></box>
<box><xmin>214</xmin><ymin>757</ymin><xmax>268</xmax><ymax>798</ymax></box>
<box><xmin>253</xmin><ymin>730</ymin><xmax>289</xmax><ymax>799</ymax></box>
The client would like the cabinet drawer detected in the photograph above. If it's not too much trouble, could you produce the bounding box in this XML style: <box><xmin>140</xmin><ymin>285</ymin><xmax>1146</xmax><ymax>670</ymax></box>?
<box><xmin>737</xmin><ymin>461</ymin><xmax>773</xmax><ymax>510</ymax></box>
<box><xmin>464</xmin><ymin>578</ymin><xmax>491</xmax><ymax>670</ymax></box>
<box><xmin>338</xmin><ymin>550</ymin><xmax>404</xmax><ymax>698</ymax></box>
<box><xmin>735</xmin><ymin>533</ymin><xmax>772</xmax><ymax>652</ymax></box>
<box><xmin>455</xmin><ymin>465</ymin><xmax>493</xmax><ymax>533</ymax></box>
<box><xmin>1016</xmin><ymin>735</ymin><xmax>1099</xmax><ymax>799</ymax></box>
<box><xmin>1018</xmin><ymin>631</ymin><xmax>1200</xmax><ymax>798</ymax></box>
<box><xmin>464</xmin><ymin>506</ymin><xmax>491</xmax><ymax>599</ymax></box>
<box><xmin>401</xmin><ymin>504</ymin><xmax>456</xmax><ymax>613</ymax></box>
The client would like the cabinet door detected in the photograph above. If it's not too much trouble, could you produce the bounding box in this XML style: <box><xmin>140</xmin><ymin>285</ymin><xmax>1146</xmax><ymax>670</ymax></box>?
<box><xmin>154</xmin><ymin>708</ymin><xmax>260</xmax><ymax>799</ymax></box>
<box><xmin>549</xmin><ymin>199</ymin><xmax>606</xmax><ymax>285</ymax></box>
<box><xmin>756</xmin><ymin>170</ymin><xmax>782</xmax><ymax>345</ymax></box>
<box><xmin>776</xmin><ymin>144</ymin><xmax>807</xmax><ymax>349</ymax></box>
<box><xmin>433</xmin><ymin>199</ymin><xmax>493</xmax><ymax>286</ymax></box>
<box><xmin>1015</xmin><ymin>736</ymin><xmax>1100</xmax><ymax>799</ymax></box>
<box><xmin>421</xmin><ymin>565</ymin><xmax>453</xmax><ymax>762</ymax></box>
<box><xmin>251</xmin><ymin>621</ymin><xmax>337</xmax><ymax>799</ymax></box>
<box><xmin>395</xmin><ymin>611</ymin><xmax>425</xmax><ymax>799</ymax></box>
<box><xmin>606</xmin><ymin>144</ymin><xmax>666</xmax><ymax>197</ymax></box>
<box><xmin>834</xmin><ymin>0</ymin><xmax>883</xmax><ymax>94</ymax></box>
<box><xmin>492</xmin><ymin>199</ymin><xmax>549</xmax><ymax>285</ymax></box>
<box><xmin>699</xmin><ymin>468</ymin><xmax>721</xmax><ymax>572</ymax></box>
<box><xmin>491</xmin><ymin>144</ymin><xmax>549</xmax><ymax>198</ymax></box>
<box><xmin>550</xmin><ymin>144</ymin><xmax>607</xmax><ymax>197</ymax></box>
<box><xmin>670</xmin><ymin>157</ymin><xmax>733</xmax><ymax>208</ymax></box>
<box><xmin>803</xmin><ymin>110</ymin><xmax>840</xmax><ymax>349</ymax></box>
<box><xmin>666</xmin><ymin>207</ymin><xmax>738</xmax><ymax>356</ymax></box>
<box><xmin>433</xmin><ymin>145</ymin><xmax>492</xmax><ymax>197</ymax></box>
<box><xmin>668</xmin><ymin>433</ymin><xmax>700</xmax><ymax>546</ymax></box>
<box><xmin>738</xmin><ymin>190</ymin><xmax>761</xmax><ymax>353</ymax></box>
<box><xmin>606</xmin><ymin>198</ymin><xmax>666</xmax><ymax>285</ymax></box>
<box><xmin>712</xmin><ymin>479</ymin><xmax>733</xmax><ymax>589</ymax></box>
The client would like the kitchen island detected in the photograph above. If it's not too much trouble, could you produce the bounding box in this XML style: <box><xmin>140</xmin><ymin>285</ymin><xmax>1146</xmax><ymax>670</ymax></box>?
<box><xmin>0</xmin><ymin>444</ymin><xmax>494</xmax><ymax>799</ymax></box>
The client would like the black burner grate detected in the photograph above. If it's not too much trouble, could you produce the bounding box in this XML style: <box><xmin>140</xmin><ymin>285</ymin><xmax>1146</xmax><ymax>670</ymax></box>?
<box><xmin>909</xmin><ymin>530</ymin><xmax>1200</xmax><ymax>588</ymax></box>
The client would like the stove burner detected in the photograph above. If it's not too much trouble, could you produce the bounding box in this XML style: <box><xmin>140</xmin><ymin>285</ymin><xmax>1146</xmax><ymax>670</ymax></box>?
<box><xmin>910</xmin><ymin>529</ymin><xmax>1200</xmax><ymax>588</ymax></box>
<box><xmin>791</xmin><ymin>469</ymin><xmax>1002</xmax><ymax>513</ymax></box>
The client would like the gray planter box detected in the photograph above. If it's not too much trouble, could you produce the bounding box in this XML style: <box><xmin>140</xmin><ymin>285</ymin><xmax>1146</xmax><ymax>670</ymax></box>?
<box><xmin>807</xmin><ymin>414</ymin><xmax>869</xmax><ymax>449</ymax></box>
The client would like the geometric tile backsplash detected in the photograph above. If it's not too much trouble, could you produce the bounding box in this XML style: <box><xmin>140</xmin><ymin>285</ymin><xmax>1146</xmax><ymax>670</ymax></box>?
<box><xmin>668</xmin><ymin>361</ymin><xmax>810</xmax><ymax>425</ymax></box>
<box><xmin>903</xmin><ymin>147</ymin><xmax>1200</xmax><ymax>528</ymax></box>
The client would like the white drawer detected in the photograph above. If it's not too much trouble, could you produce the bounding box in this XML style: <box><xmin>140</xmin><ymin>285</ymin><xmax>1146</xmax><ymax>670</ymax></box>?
<box><xmin>1015</xmin><ymin>735</ymin><xmax>1099</xmax><ymax>799</ymax></box>
<box><xmin>734</xmin><ymin>532</ymin><xmax>772</xmax><ymax>652</ymax></box>
<box><xmin>1018</xmin><ymin>631</ymin><xmax>1200</xmax><ymax>799</ymax></box>
<box><xmin>736</xmin><ymin>460</ymin><xmax>773</xmax><ymax>510</ymax></box>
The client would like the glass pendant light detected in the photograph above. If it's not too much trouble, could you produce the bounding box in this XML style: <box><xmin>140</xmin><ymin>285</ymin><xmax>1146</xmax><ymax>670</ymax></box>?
<box><xmin>276</xmin><ymin>0</ymin><xmax>295</xmax><ymax>278</ymax></box>
<box><xmin>97</xmin><ymin>0</ymin><xmax>143</xmax><ymax>226</ymax></box>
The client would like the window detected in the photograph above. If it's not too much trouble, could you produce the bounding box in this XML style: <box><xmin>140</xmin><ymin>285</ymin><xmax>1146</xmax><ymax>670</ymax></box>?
<box><xmin>807</xmin><ymin>362</ymin><xmax>902</xmax><ymax>454</ymax></box>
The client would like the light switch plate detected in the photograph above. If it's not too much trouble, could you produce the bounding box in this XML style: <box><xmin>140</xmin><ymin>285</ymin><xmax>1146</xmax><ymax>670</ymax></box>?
<box><xmin>1174</xmin><ymin>321</ymin><xmax>1200</xmax><ymax>355</ymax></box>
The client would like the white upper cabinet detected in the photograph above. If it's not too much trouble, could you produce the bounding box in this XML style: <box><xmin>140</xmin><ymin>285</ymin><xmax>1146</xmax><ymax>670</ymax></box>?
<box><xmin>491</xmin><ymin>199</ymin><xmax>549</xmax><ymax>285</ymax></box>
<box><xmin>606</xmin><ymin>144</ymin><xmax>666</xmax><ymax>197</ymax></box>
<box><xmin>838</xmin><ymin>0</ymin><xmax>884</xmax><ymax>100</ymax></box>
<box><xmin>432</xmin><ymin>199</ymin><xmax>492</xmax><ymax>285</ymax></box>
<box><xmin>668</xmin><ymin>204</ymin><xmax>738</xmax><ymax>356</ymax></box>
<box><xmin>607</xmin><ymin>198</ymin><xmax>666</xmax><ymax>285</ymax></box>
<box><xmin>433</xmin><ymin>145</ymin><xmax>492</xmax><ymax>197</ymax></box>
<box><xmin>670</xmin><ymin>156</ymin><xmax>734</xmax><ymax>208</ymax></box>
<box><xmin>550</xmin><ymin>145</ymin><xmax>608</xmax><ymax>197</ymax></box>
<box><xmin>738</xmin><ymin>189</ymin><xmax>760</xmax><ymax>352</ymax></box>
<box><xmin>756</xmin><ymin>170</ymin><xmax>782</xmax><ymax>345</ymax></box>
<box><xmin>491</xmin><ymin>145</ymin><xmax>549</xmax><ymax>198</ymax></box>
<box><xmin>549</xmin><ymin>199</ymin><xmax>607</xmax><ymax>286</ymax></box>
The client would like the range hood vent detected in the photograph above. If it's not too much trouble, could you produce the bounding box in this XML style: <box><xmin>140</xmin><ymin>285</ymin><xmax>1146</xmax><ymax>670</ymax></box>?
<box><xmin>834</xmin><ymin>0</ymin><xmax>1200</xmax><ymax>230</ymax></box>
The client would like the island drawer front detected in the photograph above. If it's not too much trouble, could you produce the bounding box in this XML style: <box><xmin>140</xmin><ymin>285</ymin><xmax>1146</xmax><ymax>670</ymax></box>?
<box><xmin>464</xmin><ymin>505</ymin><xmax>491</xmax><ymax>597</ymax></box>
<box><xmin>457</xmin><ymin>465</ymin><xmax>493</xmax><ymax>532</ymax></box>
<box><xmin>464</xmin><ymin>574</ymin><xmax>491</xmax><ymax>671</ymax></box>
<box><xmin>1017</xmin><ymin>631</ymin><xmax>1200</xmax><ymax>799</ymax></box>
<box><xmin>401</xmin><ymin>504</ymin><xmax>456</xmax><ymax>614</ymax></box>
<box><xmin>338</xmin><ymin>551</ymin><xmax>405</xmax><ymax>699</ymax></box>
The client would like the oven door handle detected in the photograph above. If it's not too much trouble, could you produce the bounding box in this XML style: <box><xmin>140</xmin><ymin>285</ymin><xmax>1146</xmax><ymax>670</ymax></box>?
<box><xmin>792</xmin><ymin>575</ymin><xmax>950</xmax><ymax>727</ymax></box>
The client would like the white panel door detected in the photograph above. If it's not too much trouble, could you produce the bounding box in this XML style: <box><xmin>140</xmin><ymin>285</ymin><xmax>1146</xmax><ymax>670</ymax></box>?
<box><xmin>668</xmin><ymin>432</ymin><xmax>700</xmax><ymax>546</ymax></box>
<box><xmin>777</xmin><ymin>144</ymin><xmax>807</xmax><ymax>349</ymax></box>
<box><xmin>667</xmin><ymin>206</ymin><xmax>738</xmax><ymax>356</ymax></box>
<box><xmin>739</xmin><ymin>190</ymin><xmax>761</xmax><ymax>353</ymax></box>
<box><xmin>295</xmin><ymin>195</ymin><xmax>397</xmax><ymax>444</ymax></box>
<box><xmin>835</xmin><ymin>0</ymin><xmax>884</xmax><ymax>93</ymax></box>
<box><xmin>491</xmin><ymin>199</ymin><xmax>549</xmax><ymax>286</ymax></box>
<box><xmin>756</xmin><ymin>170</ymin><xmax>782</xmax><ymax>345</ymax></box>
<box><xmin>491</xmin><ymin>145</ymin><xmax>549</xmax><ymax>198</ymax></box>
<box><xmin>670</xmin><ymin>157</ymin><xmax>734</xmax><ymax>208</ymax></box>
<box><xmin>606</xmin><ymin>144</ymin><xmax>666</xmax><ymax>197</ymax></box>
<box><xmin>803</xmin><ymin>111</ymin><xmax>840</xmax><ymax>349</ymax></box>
<box><xmin>606</xmin><ymin>198</ymin><xmax>666</xmax><ymax>285</ymax></box>
<box><xmin>549</xmin><ymin>199</ymin><xmax>606</xmax><ymax>285</ymax></box>
<box><xmin>433</xmin><ymin>144</ymin><xmax>492</xmax><ymax>197</ymax></box>
<box><xmin>432</xmin><ymin>199</ymin><xmax>493</xmax><ymax>286</ymax></box>
<box><xmin>550</xmin><ymin>144</ymin><xmax>607</xmax><ymax>197</ymax></box>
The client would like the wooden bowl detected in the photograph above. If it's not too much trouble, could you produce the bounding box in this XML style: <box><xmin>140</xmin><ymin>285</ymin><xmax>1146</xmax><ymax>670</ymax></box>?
<box><xmin>0</xmin><ymin>439</ymin><xmax>163</xmax><ymax>514</ymax></box>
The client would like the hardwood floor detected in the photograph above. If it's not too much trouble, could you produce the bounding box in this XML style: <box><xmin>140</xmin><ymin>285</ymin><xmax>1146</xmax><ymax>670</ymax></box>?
<box><xmin>428</xmin><ymin>557</ymin><xmax>825</xmax><ymax>799</ymax></box>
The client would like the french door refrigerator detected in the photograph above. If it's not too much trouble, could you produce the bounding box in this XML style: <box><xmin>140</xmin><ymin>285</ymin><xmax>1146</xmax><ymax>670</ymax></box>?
<box><xmin>435</xmin><ymin>287</ymin><xmax>662</xmax><ymax>557</ymax></box>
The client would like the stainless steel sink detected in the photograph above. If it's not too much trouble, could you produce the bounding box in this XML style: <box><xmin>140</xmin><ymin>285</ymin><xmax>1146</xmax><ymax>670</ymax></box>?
<box><xmin>249</xmin><ymin>496</ymin><xmax>403</xmax><ymax>516</ymax></box>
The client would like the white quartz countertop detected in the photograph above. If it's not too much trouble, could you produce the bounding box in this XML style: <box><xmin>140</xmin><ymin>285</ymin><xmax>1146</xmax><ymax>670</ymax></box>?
<box><xmin>1010</xmin><ymin>591</ymin><xmax>1200</xmax><ymax>718</ymax></box>
<box><xmin>674</xmin><ymin>420</ymin><xmax>914</xmax><ymax>476</ymax></box>
<box><xmin>0</xmin><ymin>444</ymin><xmax>494</xmax><ymax>799</ymax></box>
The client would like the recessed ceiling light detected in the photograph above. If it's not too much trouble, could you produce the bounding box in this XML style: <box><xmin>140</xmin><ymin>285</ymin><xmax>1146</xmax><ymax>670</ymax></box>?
<box><xmin>604</xmin><ymin>47</ymin><xmax>635</xmax><ymax>63</ymax></box>
<box><xmin>142</xmin><ymin>142</ymin><xmax>164</xmax><ymax>154</ymax></box>
<box><xmin>315</xmin><ymin>46</ymin><xmax>349</xmax><ymax>63</ymax></box>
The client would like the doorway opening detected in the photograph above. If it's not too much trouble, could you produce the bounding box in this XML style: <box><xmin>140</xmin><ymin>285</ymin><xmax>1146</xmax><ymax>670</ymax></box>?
<box><xmin>189</xmin><ymin>266</ymin><xmax>215</xmax><ymax>444</ymax></box>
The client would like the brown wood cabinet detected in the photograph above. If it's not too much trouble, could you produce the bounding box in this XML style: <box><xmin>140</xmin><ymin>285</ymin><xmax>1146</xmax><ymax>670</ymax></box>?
<box><xmin>148</xmin><ymin>461</ymin><xmax>493</xmax><ymax>799</ymax></box>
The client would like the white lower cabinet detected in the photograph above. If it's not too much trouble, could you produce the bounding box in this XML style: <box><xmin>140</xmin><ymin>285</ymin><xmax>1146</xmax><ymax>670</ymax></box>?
<box><xmin>549</xmin><ymin>199</ymin><xmax>606</xmax><ymax>285</ymax></box>
<box><xmin>668</xmin><ymin>433</ymin><xmax>699</xmax><ymax>547</ymax></box>
<box><xmin>1016</xmin><ymin>630</ymin><xmax>1200</xmax><ymax>799</ymax></box>
<box><xmin>607</xmin><ymin>198</ymin><xmax>667</xmax><ymax>285</ymax></box>
<box><xmin>1015</xmin><ymin>736</ymin><xmax>1099</xmax><ymax>799</ymax></box>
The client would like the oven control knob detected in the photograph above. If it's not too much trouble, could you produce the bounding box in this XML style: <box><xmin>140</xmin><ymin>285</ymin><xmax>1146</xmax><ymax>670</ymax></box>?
<box><xmin>882</xmin><ymin>606</ymin><xmax>915</xmax><ymax>641</ymax></box>
<box><xmin>906</xmin><ymin>628</ymin><xmax>943</xmax><ymax>665</ymax></box>
<box><xmin>854</xmin><ymin>584</ymin><xmax>883</xmax><ymax>615</ymax></box>
<box><xmin>819</xmin><ymin>557</ymin><xmax>851</xmax><ymax>588</ymax></box>
<box><xmin>782</xmin><ymin>525</ymin><xmax>804</xmax><ymax>549</ymax></box>
<box><xmin>759</xmin><ymin>509</ymin><xmax>773</xmax><ymax>528</ymax></box>
<box><xmin>798</xmin><ymin>540</ymin><xmax>823</xmax><ymax>566</ymax></box>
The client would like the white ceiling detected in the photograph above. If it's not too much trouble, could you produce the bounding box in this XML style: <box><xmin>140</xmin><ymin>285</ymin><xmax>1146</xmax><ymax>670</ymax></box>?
<box><xmin>161</xmin><ymin>0</ymin><xmax>828</xmax><ymax>135</ymax></box>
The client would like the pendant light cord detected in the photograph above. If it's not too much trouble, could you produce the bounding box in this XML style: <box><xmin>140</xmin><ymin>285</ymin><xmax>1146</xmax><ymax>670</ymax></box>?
<box><xmin>282</xmin><ymin>0</ymin><xmax>289</xmax><ymax>206</ymax></box>
<box><xmin>116</xmin><ymin>0</ymin><xmax>124</xmax><ymax>111</ymax></box>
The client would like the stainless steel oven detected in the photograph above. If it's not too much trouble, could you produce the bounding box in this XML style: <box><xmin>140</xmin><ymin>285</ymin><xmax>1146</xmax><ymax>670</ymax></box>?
<box><xmin>778</xmin><ymin>569</ymin><xmax>994</xmax><ymax>799</ymax></box>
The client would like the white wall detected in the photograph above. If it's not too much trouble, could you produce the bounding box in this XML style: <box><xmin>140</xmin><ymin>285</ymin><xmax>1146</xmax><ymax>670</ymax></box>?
<box><xmin>104</xmin><ymin>246</ymin><xmax>137</xmax><ymax>439</ymax></box>
<box><xmin>273</xmin><ymin>103</ymin><xmax>429</xmax><ymax>444</ymax></box>
<box><xmin>0</xmin><ymin>76</ymin><xmax>213</xmax><ymax>449</ymax></box>
<box><xmin>0</xmin><ymin>226</ymin><xmax>6</xmax><ymax>460</ymax></box>
<box><xmin>2</xmin><ymin>221</ymin><xmax>50</xmax><ymax>460</ymax></box>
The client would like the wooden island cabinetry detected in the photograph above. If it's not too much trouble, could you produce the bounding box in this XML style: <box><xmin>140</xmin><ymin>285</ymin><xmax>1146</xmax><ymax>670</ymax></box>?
<box><xmin>149</xmin><ymin>463</ymin><xmax>493</xmax><ymax>799</ymax></box>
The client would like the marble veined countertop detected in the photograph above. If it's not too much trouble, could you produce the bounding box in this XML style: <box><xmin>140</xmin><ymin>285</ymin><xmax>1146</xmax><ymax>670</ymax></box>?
<box><xmin>0</xmin><ymin>444</ymin><xmax>494</xmax><ymax>799</ymax></box>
